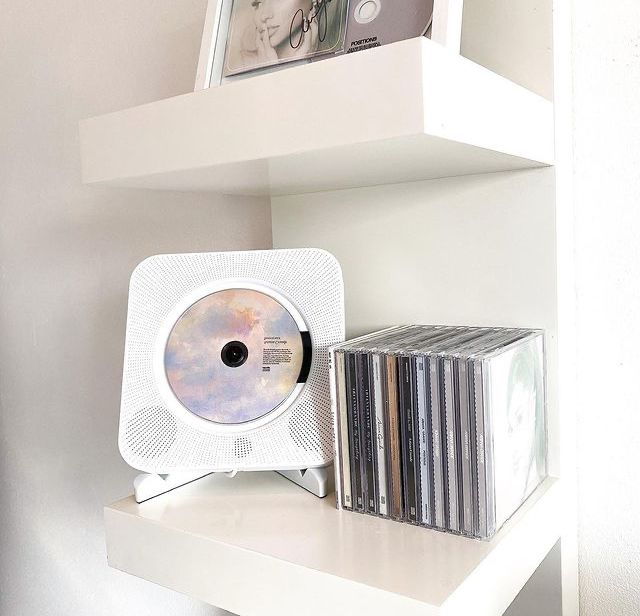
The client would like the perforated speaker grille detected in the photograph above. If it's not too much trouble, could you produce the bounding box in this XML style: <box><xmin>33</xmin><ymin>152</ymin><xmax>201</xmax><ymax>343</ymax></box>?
<box><xmin>119</xmin><ymin>249</ymin><xmax>344</xmax><ymax>473</ymax></box>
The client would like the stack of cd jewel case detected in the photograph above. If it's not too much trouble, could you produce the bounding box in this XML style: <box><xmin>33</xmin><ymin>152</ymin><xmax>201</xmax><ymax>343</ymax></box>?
<box><xmin>330</xmin><ymin>325</ymin><xmax>547</xmax><ymax>540</ymax></box>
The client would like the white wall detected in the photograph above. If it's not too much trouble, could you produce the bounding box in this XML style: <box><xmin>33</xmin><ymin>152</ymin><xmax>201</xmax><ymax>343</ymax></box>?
<box><xmin>0</xmin><ymin>2</ymin><xmax>270</xmax><ymax>615</ymax></box>
<box><xmin>573</xmin><ymin>1</ymin><xmax>640</xmax><ymax>614</ymax></box>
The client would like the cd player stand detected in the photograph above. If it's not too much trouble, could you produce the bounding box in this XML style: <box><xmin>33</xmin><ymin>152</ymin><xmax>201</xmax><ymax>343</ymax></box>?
<box><xmin>133</xmin><ymin>466</ymin><xmax>331</xmax><ymax>503</ymax></box>
<box><xmin>277</xmin><ymin>466</ymin><xmax>332</xmax><ymax>498</ymax></box>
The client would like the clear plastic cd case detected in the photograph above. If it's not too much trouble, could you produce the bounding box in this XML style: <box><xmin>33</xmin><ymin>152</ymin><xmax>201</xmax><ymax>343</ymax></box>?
<box><xmin>330</xmin><ymin>325</ymin><xmax>547</xmax><ymax>540</ymax></box>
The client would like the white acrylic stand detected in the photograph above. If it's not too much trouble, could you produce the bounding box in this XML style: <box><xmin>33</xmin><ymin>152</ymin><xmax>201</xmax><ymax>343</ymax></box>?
<box><xmin>133</xmin><ymin>466</ymin><xmax>331</xmax><ymax>503</ymax></box>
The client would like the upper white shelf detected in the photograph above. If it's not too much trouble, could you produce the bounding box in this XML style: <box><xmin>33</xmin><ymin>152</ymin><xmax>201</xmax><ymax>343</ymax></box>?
<box><xmin>105</xmin><ymin>472</ymin><xmax>561</xmax><ymax>616</ymax></box>
<box><xmin>80</xmin><ymin>38</ymin><xmax>553</xmax><ymax>197</ymax></box>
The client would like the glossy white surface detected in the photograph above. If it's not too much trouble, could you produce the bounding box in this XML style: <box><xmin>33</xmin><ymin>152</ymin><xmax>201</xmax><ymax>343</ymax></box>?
<box><xmin>105</xmin><ymin>472</ymin><xmax>561</xmax><ymax>616</ymax></box>
<box><xmin>79</xmin><ymin>37</ymin><xmax>553</xmax><ymax>196</ymax></box>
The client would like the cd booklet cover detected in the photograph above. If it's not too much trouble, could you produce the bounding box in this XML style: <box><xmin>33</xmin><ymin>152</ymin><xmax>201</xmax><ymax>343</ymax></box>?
<box><xmin>223</xmin><ymin>0</ymin><xmax>349</xmax><ymax>77</ymax></box>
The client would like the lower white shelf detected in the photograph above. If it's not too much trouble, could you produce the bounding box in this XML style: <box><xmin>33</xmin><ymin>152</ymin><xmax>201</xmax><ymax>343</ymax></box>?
<box><xmin>105</xmin><ymin>472</ymin><xmax>561</xmax><ymax>616</ymax></box>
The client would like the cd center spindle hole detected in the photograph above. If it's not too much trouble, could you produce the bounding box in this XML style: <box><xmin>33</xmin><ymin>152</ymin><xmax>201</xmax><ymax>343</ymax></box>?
<box><xmin>221</xmin><ymin>340</ymin><xmax>249</xmax><ymax>368</ymax></box>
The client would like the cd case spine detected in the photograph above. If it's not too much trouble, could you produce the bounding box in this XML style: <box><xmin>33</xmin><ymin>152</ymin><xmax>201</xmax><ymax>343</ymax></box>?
<box><xmin>330</xmin><ymin>325</ymin><xmax>547</xmax><ymax>540</ymax></box>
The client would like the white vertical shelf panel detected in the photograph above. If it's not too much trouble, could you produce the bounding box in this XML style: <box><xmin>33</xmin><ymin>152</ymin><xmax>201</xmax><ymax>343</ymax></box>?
<box><xmin>79</xmin><ymin>37</ymin><xmax>553</xmax><ymax>196</ymax></box>
<box><xmin>431</xmin><ymin>0</ymin><xmax>465</xmax><ymax>51</ymax></box>
<box><xmin>552</xmin><ymin>0</ymin><xmax>579</xmax><ymax>612</ymax></box>
<box><xmin>105</xmin><ymin>472</ymin><xmax>561</xmax><ymax>616</ymax></box>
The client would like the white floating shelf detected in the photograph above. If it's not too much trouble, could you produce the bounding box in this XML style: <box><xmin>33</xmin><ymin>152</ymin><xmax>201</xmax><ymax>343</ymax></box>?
<box><xmin>105</xmin><ymin>472</ymin><xmax>561</xmax><ymax>616</ymax></box>
<box><xmin>80</xmin><ymin>38</ymin><xmax>553</xmax><ymax>197</ymax></box>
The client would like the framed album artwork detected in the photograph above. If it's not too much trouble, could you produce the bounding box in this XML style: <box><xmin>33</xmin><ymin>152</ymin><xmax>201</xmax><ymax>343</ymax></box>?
<box><xmin>224</xmin><ymin>0</ymin><xmax>348</xmax><ymax>76</ymax></box>
<box><xmin>195</xmin><ymin>0</ymin><xmax>350</xmax><ymax>89</ymax></box>
<box><xmin>194</xmin><ymin>0</ymin><xmax>463</xmax><ymax>90</ymax></box>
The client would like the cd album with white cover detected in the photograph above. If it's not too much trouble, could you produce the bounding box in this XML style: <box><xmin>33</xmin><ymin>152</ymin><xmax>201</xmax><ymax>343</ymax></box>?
<box><xmin>484</xmin><ymin>333</ymin><xmax>546</xmax><ymax>532</ymax></box>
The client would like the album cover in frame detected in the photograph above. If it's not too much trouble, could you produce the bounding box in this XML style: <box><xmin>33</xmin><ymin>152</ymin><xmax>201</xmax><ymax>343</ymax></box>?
<box><xmin>195</xmin><ymin>0</ymin><xmax>349</xmax><ymax>89</ymax></box>
<box><xmin>194</xmin><ymin>0</ymin><xmax>462</xmax><ymax>90</ymax></box>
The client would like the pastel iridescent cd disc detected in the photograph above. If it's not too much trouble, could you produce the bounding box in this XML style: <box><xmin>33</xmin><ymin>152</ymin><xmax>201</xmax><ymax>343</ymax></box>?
<box><xmin>164</xmin><ymin>288</ymin><xmax>304</xmax><ymax>424</ymax></box>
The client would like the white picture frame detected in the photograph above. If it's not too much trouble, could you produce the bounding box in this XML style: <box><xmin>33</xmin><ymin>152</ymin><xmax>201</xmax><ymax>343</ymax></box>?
<box><xmin>195</xmin><ymin>0</ymin><xmax>233</xmax><ymax>90</ymax></box>
<box><xmin>430</xmin><ymin>0</ymin><xmax>464</xmax><ymax>52</ymax></box>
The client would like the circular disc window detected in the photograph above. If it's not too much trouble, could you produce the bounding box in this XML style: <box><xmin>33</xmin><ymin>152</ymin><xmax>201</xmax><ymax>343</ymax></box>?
<box><xmin>164</xmin><ymin>288</ymin><xmax>304</xmax><ymax>424</ymax></box>
<box><xmin>355</xmin><ymin>0</ymin><xmax>381</xmax><ymax>24</ymax></box>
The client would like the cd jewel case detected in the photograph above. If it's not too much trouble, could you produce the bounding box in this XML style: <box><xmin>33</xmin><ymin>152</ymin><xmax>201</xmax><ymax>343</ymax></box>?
<box><xmin>330</xmin><ymin>325</ymin><xmax>547</xmax><ymax>540</ymax></box>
